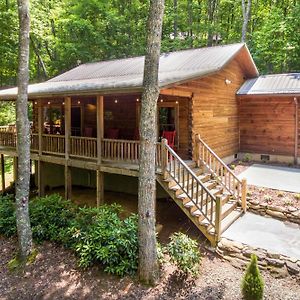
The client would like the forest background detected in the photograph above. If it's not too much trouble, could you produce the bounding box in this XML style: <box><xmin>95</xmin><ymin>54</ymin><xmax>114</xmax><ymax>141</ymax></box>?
<box><xmin>0</xmin><ymin>0</ymin><xmax>299</xmax><ymax>124</ymax></box>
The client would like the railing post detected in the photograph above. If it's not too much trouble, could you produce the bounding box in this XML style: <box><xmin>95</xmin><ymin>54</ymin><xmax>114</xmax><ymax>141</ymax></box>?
<box><xmin>194</xmin><ymin>133</ymin><xmax>201</xmax><ymax>167</ymax></box>
<box><xmin>215</xmin><ymin>195</ymin><xmax>222</xmax><ymax>242</ymax></box>
<box><xmin>161</xmin><ymin>138</ymin><xmax>168</xmax><ymax>179</ymax></box>
<box><xmin>241</xmin><ymin>178</ymin><xmax>247</xmax><ymax>213</ymax></box>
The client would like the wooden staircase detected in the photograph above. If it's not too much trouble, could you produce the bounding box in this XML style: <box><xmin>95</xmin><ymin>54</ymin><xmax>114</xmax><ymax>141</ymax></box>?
<box><xmin>157</xmin><ymin>135</ymin><xmax>247</xmax><ymax>246</ymax></box>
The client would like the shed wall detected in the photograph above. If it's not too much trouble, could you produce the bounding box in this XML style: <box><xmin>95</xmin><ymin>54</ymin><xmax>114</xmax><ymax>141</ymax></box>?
<box><xmin>239</xmin><ymin>96</ymin><xmax>296</xmax><ymax>156</ymax></box>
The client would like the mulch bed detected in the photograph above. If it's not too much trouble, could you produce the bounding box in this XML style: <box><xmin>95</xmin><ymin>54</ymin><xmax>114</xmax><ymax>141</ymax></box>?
<box><xmin>1</xmin><ymin>236</ymin><xmax>299</xmax><ymax>300</ymax></box>
<box><xmin>232</xmin><ymin>161</ymin><xmax>300</xmax><ymax>209</ymax></box>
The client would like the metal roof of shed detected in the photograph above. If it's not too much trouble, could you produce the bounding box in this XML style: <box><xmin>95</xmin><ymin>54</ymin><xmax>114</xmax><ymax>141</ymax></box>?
<box><xmin>0</xmin><ymin>43</ymin><xmax>257</xmax><ymax>99</ymax></box>
<box><xmin>238</xmin><ymin>73</ymin><xmax>300</xmax><ymax>95</ymax></box>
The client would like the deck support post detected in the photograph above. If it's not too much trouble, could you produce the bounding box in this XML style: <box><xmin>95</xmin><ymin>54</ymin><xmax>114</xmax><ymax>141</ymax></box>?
<box><xmin>1</xmin><ymin>154</ymin><xmax>5</xmax><ymax>192</ymax></box>
<box><xmin>37</xmin><ymin>160</ymin><xmax>45</xmax><ymax>197</ymax></box>
<box><xmin>37</xmin><ymin>100</ymin><xmax>45</xmax><ymax>197</ymax></box>
<box><xmin>241</xmin><ymin>178</ymin><xmax>247</xmax><ymax>212</ymax></box>
<box><xmin>64</xmin><ymin>96</ymin><xmax>72</xmax><ymax>200</ymax></box>
<box><xmin>96</xmin><ymin>95</ymin><xmax>104</xmax><ymax>206</ymax></box>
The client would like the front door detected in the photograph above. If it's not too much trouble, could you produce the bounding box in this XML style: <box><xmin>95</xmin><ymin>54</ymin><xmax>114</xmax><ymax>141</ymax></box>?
<box><xmin>158</xmin><ymin>102</ymin><xmax>179</xmax><ymax>148</ymax></box>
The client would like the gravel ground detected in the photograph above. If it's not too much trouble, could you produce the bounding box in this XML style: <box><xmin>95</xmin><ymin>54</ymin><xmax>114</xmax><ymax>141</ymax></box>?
<box><xmin>1</xmin><ymin>237</ymin><xmax>299</xmax><ymax>300</ymax></box>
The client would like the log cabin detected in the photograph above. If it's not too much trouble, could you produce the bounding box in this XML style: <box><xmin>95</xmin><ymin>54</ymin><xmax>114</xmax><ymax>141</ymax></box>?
<box><xmin>0</xmin><ymin>43</ymin><xmax>298</xmax><ymax>245</ymax></box>
<box><xmin>237</xmin><ymin>73</ymin><xmax>300</xmax><ymax>164</ymax></box>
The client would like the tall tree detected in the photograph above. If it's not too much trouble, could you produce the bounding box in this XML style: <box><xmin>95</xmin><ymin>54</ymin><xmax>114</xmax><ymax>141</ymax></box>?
<box><xmin>241</xmin><ymin>0</ymin><xmax>251</xmax><ymax>42</ymax></box>
<box><xmin>138</xmin><ymin>0</ymin><xmax>165</xmax><ymax>285</ymax></box>
<box><xmin>15</xmin><ymin>0</ymin><xmax>32</xmax><ymax>261</ymax></box>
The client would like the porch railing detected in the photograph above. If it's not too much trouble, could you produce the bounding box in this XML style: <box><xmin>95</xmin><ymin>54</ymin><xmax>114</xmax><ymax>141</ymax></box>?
<box><xmin>194</xmin><ymin>134</ymin><xmax>247</xmax><ymax>212</ymax></box>
<box><xmin>42</xmin><ymin>134</ymin><xmax>65</xmax><ymax>155</ymax></box>
<box><xmin>70</xmin><ymin>136</ymin><xmax>97</xmax><ymax>159</ymax></box>
<box><xmin>0</xmin><ymin>127</ymin><xmax>164</xmax><ymax>168</ymax></box>
<box><xmin>161</xmin><ymin>139</ymin><xmax>222</xmax><ymax>239</ymax></box>
<box><xmin>0</xmin><ymin>131</ymin><xmax>16</xmax><ymax>148</ymax></box>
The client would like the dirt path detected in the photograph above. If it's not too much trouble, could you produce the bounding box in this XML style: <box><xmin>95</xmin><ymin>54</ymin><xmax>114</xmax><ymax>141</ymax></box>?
<box><xmin>0</xmin><ymin>237</ymin><xmax>299</xmax><ymax>300</ymax></box>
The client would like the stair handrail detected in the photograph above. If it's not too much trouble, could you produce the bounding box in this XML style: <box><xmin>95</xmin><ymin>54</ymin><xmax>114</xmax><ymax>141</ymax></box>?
<box><xmin>161</xmin><ymin>139</ymin><xmax>221</xmax><ymax>230</ymax></box>
<box><xmin>194</xmin><ymin>134</ymin><xmax>247</xmax><ymax>212</ymax></box>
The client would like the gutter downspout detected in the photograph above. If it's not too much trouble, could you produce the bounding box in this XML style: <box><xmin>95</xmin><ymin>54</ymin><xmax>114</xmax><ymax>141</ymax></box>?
<box><xmin>294</xmin><ymin>97</ymin><xmax>298</xmax><ymax>165</ymax></box>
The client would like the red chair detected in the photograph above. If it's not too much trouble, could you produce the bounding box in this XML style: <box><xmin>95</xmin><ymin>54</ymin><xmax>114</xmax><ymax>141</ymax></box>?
<box><xmin>107</xmin><ymin>128</ymin><xmax>119</xmax><ymax>139</ymax></box>
<box><xmin>162</xmin><ymin>130</ymin><xmax>176</xmax><ymax>149</ymax></box>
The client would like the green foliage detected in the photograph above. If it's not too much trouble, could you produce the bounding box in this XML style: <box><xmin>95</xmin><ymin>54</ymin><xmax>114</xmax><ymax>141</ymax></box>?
<box><xmin>0</xmin><ymin>194</ymin><xmax>138</xmax><ymax>277</ymax></box>
<box><xmin>241</xmin><ymin>254</ymin><xmax>264</xmax><ymax>300</ymax></box>
<box><xmin>1</xmin><ymin>0</ymin><xmax>299</xmax><ymax>88</ymax></box>
<box><xmin>65</xmin><ymin>204</ymin><xmax>138</xmax><ymax>276</ymax></box>
<box><xmin>167</xmin><ymin>232</ymin><xmax>201</xmax><ymax>276</ymax></box>
<box><xmin>0</xmin><ymin>195</ymin><xmax>16</xmax><ymax>237</ymax></box>
<box><xmin>0</xmin><ymin>103</ymin><xmax>15</xmax><ymax>126</ymax></box>
<box><xmin>29</xmin><ymin>194</ymin><xmax>77</xmax><ymax>243</ymax></box>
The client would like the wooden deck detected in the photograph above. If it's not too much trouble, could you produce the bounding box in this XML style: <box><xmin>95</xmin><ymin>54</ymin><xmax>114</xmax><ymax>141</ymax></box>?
<box><xmin>0</xmin><ymin>127</ymin><xmax>247</xmax><ymax>246</ymax></box>
<box><xmin>0</xmin><ymin>129</ymin><xmax>162</xmax><ymax>175</ymax></box>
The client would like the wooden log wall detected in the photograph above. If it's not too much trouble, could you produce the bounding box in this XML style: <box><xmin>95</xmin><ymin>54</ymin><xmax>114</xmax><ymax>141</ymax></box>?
<box><xmin>168</xmin><ymin>57</ymin><xmax>247</xmax><ymax>159</ymax></box>
<box><xmin>239</xmin><ymin>96</ymin><xmax>296</xmax><ymax>156</ymax></box>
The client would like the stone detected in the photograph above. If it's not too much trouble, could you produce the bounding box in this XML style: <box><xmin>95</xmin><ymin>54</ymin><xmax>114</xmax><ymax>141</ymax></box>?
<box><xmin>291</xmin><ymin>211</ymin><xmax>300</xmax><ymax>218</ymax></box>
<box><xmin>231</xmin><ymin>258</ymin><xmax>247</xmax><ymax>270</ymax></box>
<box><xmin>267</xmin><ymin>205</ymin><xmax>285</xmax><ymax>213</ymax></box>
<box><xmin>242</xmin><ymin>249</ymin><xmax>266</xmax><ymax>260</ymax></box>
<box><xmin>288</xmin><ymin>206</ymin><xmax>298</xmax><ymax>213</ymax></box>
<box><xmin>267</xmin><ymin>252</ymin><xmax>281</xmax><ymax>259</ymax></box>
<box><xmin>249</xmin><ymin>199</ymin><xmax>260</xmax><ymax>205</ymax></box>
<box><xmin>269</xmin><ymin>266</ymin><xmax>289</xmax><ymax>278</ymax></box>
<box><xmin>266</xmin><ymin>209</ymin><xmax>286</xmax><ymax>219</ymax></box>
<box><xmin>266</xmin><ymin>258</ymin><xmax>285</xmax><ymax>268</ymax></box>
<box><xmin>218</xmin><ymin>238</ymin><xmax>241</xmax><ymax>253</ymax></box>
<box><xmin>286</xmin><ymin>261</ymin><xmax>300</xmax><ymax>275</ymax></box>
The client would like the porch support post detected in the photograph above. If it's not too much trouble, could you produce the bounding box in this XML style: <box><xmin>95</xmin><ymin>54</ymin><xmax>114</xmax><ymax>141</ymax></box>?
<box><xmin>37</xmin><ymin>160</ymin><xmax>45</xmax><ymax>197</ymax></box>
<box><xmin>37</xmin><ymin>100</ymin><xmax>45</xmax><ymax>197</ymax></box>
<box><xmin>96</xmin><ymin>95</ymin><xmax>104</xmax><ymax>206</ymax></box>
<box><xmin>64</xmin><ymin>96</ymin><xmax>72</xmax><ymax>200</ymax></box>
<box><xmin>1</xmin><ymin>154</ymin><xmax>5</xmax><ymax>192</ymax></box>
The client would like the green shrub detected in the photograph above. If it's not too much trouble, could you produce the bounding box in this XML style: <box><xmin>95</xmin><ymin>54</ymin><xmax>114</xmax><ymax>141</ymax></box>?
<box><xmin>241</xmin><ymin>254</ymin><xmax>264</xmax><ymax>300</ymax></box>
<box><xmin>29</xmin><ymin>194</ymin><xmax>77</xmax><ymax>243</ymax></box>
<box><xmin>0</xmin><ymin>193</ymin><xmax>139</xmax><ymax>277</ymax></box>
<box><xmin>167</xmin><ymin>232</ymin><xmax>201</xmax><ymax>276</ymax></box>
<box><xmin>0</xmin><ymin>195</ymin><xmax>16</xmax><ymax>237</ymax></box>
<box><xmin>66</xmin><ymin>204</ymin><xmax>138</xmax><ymax>276</ymax></box>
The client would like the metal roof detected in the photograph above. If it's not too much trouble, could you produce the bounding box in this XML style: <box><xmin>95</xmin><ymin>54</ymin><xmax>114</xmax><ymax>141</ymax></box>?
<box><xmin>238</xmin><ymin>73</ymin><xmax>300</xmax><ymax>95</ymax></box>
<box><xmin>0</xmin><ymin>43</ymin><xmax>257</xmax><ymax>99</ymax></box>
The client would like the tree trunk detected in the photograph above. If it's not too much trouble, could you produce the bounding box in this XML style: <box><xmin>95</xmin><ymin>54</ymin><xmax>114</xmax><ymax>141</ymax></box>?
<box><xmin>138</xmin><ymin>0</ymin><xmax>165</xmax><ymax>286</ymax></box>
<box><xmin>241</xmin><ymin>0</ymin><xmax>251</xmax><ymax>42</ymax></box>
<box><xmin>16</xmin><ymin>0</ymin><xmax>32</xmax><ymax>261</ymax></box>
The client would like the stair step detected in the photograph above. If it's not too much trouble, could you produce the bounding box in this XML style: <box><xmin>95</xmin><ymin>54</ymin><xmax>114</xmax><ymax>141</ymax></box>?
<box><xmin>171</xmin><ymin>179</ymin><xmax>217</xmax><ymax>196</ymax></box>
<box><xmin>167</xmin><ymin>172</ymin><xmax>210</xmax><ymax>189</ymax></box>
<box><xmin>208</xmin><ymin>208</ymin><xmax>243</xmax><ymax>235</ymax></box>
<box><xmin>191</xmin><ymin>197</ymin><xmax>234</xmax><ymax>218</ymax></box>
<box><xmin>195</xmin><ymin>201</ymin><xmax>237</xmax><ymax>225</ymax></box>
<box><xmin>179</xmin><ymin>188</ymin><xmax>224</xmax><ymax>209</ymax></box>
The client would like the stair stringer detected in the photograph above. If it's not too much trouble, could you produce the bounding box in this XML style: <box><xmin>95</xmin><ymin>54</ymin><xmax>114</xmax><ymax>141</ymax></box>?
<box><xmin>156</xmin><ymin>175</ymin><xmax>218</xmax><ymax>246</ymax></box>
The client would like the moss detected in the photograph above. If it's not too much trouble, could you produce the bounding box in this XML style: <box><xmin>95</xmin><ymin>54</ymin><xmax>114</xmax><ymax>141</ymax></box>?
<box><xmin>8</xmin><ymin>248</ymin><xmax>38</xmax><ymax>272</ymax></box>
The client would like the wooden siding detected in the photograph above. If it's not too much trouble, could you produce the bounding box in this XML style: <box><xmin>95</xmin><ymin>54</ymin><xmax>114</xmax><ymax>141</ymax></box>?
<box><xmin>239</xmin><ymin>96</ymin><xmax>296</xmax><ymax>156</ymax></box>
<box><xmin>166</xmin><ymin>57</ymin><xmax>247</xmax><ymax>158</ymax></box>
